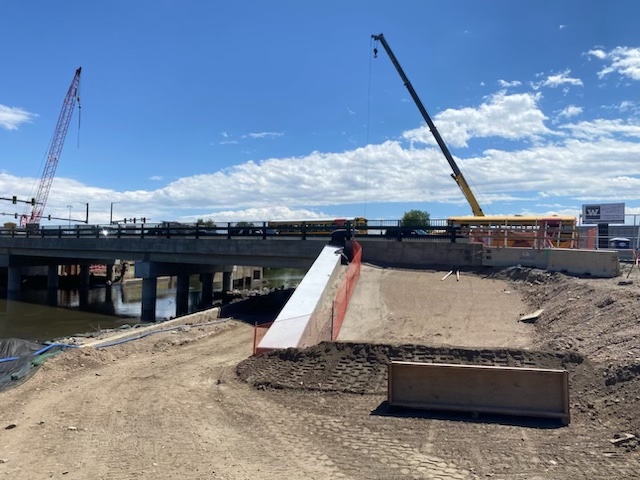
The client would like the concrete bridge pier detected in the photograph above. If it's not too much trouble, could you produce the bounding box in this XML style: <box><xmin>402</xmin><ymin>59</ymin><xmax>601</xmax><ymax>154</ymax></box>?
<box><xmin>105</xmin><ymin>284</ymin><xmax>113</xmax><ymax>304</ymax></box>
<box><xmin>79</xmin><ymin>265</ymin><xmax>90</xmax><ymax>308</ymax></box>
<box><xmin>106</xmin><ymin>263</ymin><xmax>114</xmax><ymax>284</ymax></box>
<box><xmin>200</xmin><ymin>273</ymin><xmax>214</xmax><ymax>307</ymax></box>
<box><xmin>135</xmin><ymin>261</ymin><xmax>220</xmax><ymax>322</ymax></box>
<box><xmin>142</xmin><ymin>277</ymin><xmax>158</xmax><ymax>322</ymax></box>
<box><xmin>176</xmin><ymin>274</ymin><xmax>190</xmax><ymax>317</ymax></box>
<box><xmin>47</xmin><ymin>265</ymin><xmax>59</xmax><ymax>306</ymax></box>
<box><xmin>7</xmin><ymin>266</ymin><xmax>21</xmax><ymax>300</ymax></box>
<box><xmin>223</xmin><ymin>271</ymin><xmax>232</xmax><ymax>292</ymax></box>
<box><xmin>47</xmin><ymin>265</ymin><xmax>59</xmax><ymax>290</ymax></box>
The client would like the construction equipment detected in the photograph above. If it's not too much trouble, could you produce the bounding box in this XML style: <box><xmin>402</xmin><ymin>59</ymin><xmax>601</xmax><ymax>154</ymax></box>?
<box><xmin>21</xmin><ymin>67</ymin><xmax>82</xmax><ymax>227</ymax></box>
<box><xmin>372</xmin><ymin>34</ymin><xmax>485</xmax><ymax>216</ymax></box>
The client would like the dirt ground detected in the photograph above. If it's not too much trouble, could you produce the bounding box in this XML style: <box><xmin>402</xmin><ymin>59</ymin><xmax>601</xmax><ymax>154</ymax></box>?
<box><xmin>1</xmin><ymin>263</ymin><xmax>640</xmax><ymax>479</ymax></box>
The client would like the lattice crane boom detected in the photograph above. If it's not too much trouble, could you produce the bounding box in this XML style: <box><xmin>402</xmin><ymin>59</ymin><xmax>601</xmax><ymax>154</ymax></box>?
<box><xmin>21</xmin><ymin>67</ymin><xmax>82</xmax><ymax>227</ymax></box>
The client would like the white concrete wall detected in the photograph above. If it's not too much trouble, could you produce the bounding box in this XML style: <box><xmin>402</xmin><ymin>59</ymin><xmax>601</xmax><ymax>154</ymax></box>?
<box><xmin>256</xmin><ymin>246</ymin><xmax>343</xmax><ymax>354</ymax></box>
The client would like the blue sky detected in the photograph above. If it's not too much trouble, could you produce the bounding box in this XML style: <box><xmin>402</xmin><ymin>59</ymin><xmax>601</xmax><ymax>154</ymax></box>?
<box><xmin>2</xmin><ymin>0</ymin><xmax>640</xmax><ymax>225</ymax></box>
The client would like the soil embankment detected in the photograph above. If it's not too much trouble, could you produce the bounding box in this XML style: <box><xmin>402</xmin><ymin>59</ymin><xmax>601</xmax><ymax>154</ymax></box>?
<box><xmin>1</xmin><ymin>265</ymin><xmax>640</xmax><ymax>479</ymax></box>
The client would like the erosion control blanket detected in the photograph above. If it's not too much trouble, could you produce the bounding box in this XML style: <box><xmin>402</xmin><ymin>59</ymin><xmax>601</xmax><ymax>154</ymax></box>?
<box><xmin>0</xmin><ymin>338</ymin><xmax>44</xmax><ymax>390</ymax></box>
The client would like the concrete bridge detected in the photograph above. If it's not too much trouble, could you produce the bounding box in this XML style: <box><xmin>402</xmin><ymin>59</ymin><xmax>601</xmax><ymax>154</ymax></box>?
<box><xmin>0</xmin><ymin>236</ymin><xmax>332</xmax><ymax>320</ymax></box>
<box><xmin>0</xmin><ymin>233</ymin><xmax>621</xmax><ymax>321</ymax></box>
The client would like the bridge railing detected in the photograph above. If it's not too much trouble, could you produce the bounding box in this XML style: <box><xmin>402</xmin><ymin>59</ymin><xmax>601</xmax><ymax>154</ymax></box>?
<box><xmin>0</xmin><ymin>220</ymin><xmax>464</xmax><ymax>242</ymax></box>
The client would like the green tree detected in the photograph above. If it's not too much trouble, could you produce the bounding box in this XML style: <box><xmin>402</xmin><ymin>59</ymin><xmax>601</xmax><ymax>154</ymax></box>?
<box><xmin>196</xmin><ymin>218</ymin><xmax>217</xmax><ymax>227</ymax></box>
<box><xmin>401</xmin><ymin>209</ymin><xmax>430</xmax><ymax>227</ymax></box>
<box><xmin>235</xmin><ymin>221</ymin><xmax>255</xmax><ymax>227</ymax></box>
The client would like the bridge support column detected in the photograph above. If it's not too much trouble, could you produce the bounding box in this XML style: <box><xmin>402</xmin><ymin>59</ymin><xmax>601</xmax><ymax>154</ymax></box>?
<box><xmin>105</xmin><ymin>283</ymin><xmax>113</xmax><ymax>303</ymax></box>
<box><xmin>79</xmin><ymin>265</ymin><xmax>90</xmax><ymax>289</ymax></box>
<box><xmin>176</xmin><ymin>274</ymin><xmax>190</xmax><ymax>317</ymax></box>
<box><xmin>200</xmin><ymin>273</ymin><xmax>213</xmax><ymax>307</ymax></box>
<box><xmin>222</xmin><ymin>271</ymin><xmax>232</xmax><ymax>292</ymax></box>
<box><xmin>47</xmin><ymin>265</ymin><xmax>59</xmax><ymax>306</ymax></box>
<box><xmin>106</xmin><ymin>263</ymin><xmax>114</xmax><ymax>284</ymax></box>
<box><xmin>7</xmin><ymin>266</ymin><xmax>21</xmax><ymax>299</ymax></box>
<box><xmin>141</xmin><ymin>277</ymin><xmax>157</xmax><ymax>322</ymax></box>
<box><xmin>47</xmin><ymin>265</ymin><xmax>59</xmax><ymax>290</ymax></box>
<box><xmin>79</xmin><ymin>265</ymin><xmax>90</xmax><ymax>308</ymax></box>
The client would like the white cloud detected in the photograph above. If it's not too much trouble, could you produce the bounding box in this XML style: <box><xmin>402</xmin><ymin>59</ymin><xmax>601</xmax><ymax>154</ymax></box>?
<box><xmin>245</xmin><ymin>131</ymin><xmax>284</xmax><ymax>139</ymax></box>
<box><xmin>5</xmin><ymin>114</ymin><xmax>640</xmax><ymax>224</ymax></box>
<box><xmin>532</xmin><ymin>69</ymin><xmax>583</xmax><ymax>89</ymax></box>
<box><xmin>150</xmin><ymin>175</ymin><xmax>163</xmax><ymax>181</ymax></box>
<box><xmin>589</xmin><ymin>46</ymin><xmax>640</xmax><ymax>81</ymax></box>
<box><xmin>183</xmin><ymin>206</ymin><xmax>331</xmax><ymax>223</ymax></box>
<box><xmin>80</xmin><ymin>122</ymin><xmax>640</xmax><ymax>220</ymax></box>
<box><xmin>588</xmin><ymin>48</ymin><xmax>607</xmax><ymax>60</ymax></box>
<box><xmin>559</xmin><ymin>24</ymin><xmax>566</xmax><ymax>30</ymax></box>
<box><xmin>559</xmin><ymin>118</ymin><xmax>640</xmax><ymax>139</ymax></box>
<box><xmin>0</xmin><ymin>105</ymin><xmax>37</xmax><ymax>131</ymax></box>
<box><xmin>557</xmin><ymin>105</ymin><xmax>583</xmax><ymax>118</ymax></box>
<box><xmin>402</xmin><ymin>91</ymin><xmax>551</xmax><ymax>147</ymax></box>
<box><xmin>498</xmin><ymin>79</ymin><xmax>521</xmax><ymax>88</ymax></box>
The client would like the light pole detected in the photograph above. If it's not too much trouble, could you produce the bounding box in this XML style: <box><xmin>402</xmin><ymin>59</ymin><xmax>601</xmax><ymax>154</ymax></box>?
<box><xmin>110</xmin><ymin>202</ymin><xmax>120</xmax><ymax>224</ymax></box>
<box><xmin>67</xmin><ymin>205</ymin><xmax>73</xmax><ymax>228</ymax></box>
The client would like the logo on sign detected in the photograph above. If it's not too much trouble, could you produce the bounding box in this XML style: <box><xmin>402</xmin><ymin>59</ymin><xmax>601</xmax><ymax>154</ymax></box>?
<box><xmin>585</xmin><ymin>207</ymin><xmax>600</xmax><ymax>216</ymax></box>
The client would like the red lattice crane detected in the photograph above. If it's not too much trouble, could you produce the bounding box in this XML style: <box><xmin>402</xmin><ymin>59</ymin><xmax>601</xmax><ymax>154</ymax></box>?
<box><xmin>21</xmin><ymin>67</ymin><xmax>82</xmax><ymax>227</ymax></box>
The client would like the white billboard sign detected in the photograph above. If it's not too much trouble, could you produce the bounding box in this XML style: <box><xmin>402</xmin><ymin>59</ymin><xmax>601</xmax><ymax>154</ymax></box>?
<box><xmin>581</xmin><ymin>203</ymin><xmax>625</xmax><ymax>224</ymax></box>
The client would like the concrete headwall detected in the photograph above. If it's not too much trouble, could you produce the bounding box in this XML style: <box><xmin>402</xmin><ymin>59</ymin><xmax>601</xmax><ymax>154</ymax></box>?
<box><xmin>483</xmin><ymin>247</ymin><xmax>620</xmax><ymax>277</ymax></box>
<box><xmin>358</xmin><ymin>240</ymin><xmax>482</xmax><ymax>268</ymax></box>
<box><xmin>359</xmin><ymin>239</ymin><xmax>620</xmax><ymax>278</ymax></box>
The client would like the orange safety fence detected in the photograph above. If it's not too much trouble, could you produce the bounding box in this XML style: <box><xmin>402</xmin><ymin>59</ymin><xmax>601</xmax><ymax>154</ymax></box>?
<box><xmin>253</xmin><ymin>321</ymin><xmax>273</xmax><ymax>355</ymax></box>
<box><xmin>331</xmin><ymin>240</ymin><xmax>362</xmax><ymax>340</ymax></box>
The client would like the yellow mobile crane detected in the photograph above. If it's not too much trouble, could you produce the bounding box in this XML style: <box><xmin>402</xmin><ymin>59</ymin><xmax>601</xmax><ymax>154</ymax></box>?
<box><xmin>372</xmin><ymin>33</ymin><xmax>485</xmax><ymax>217</ymax></box>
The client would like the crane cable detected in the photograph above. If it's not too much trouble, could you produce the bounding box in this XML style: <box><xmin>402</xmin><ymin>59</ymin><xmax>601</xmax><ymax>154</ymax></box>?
<box><xmin>76</xmin><ymin>81</ymin><xmax>82</xmax><ymax>149</ymax></box>
<box><xmin>363</xmin><ymin>37</ymin><xmax>374</xmax><ymax>219</ymax></box>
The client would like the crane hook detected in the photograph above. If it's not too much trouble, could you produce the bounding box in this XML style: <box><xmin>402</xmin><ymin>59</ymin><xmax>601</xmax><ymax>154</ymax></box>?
<box><xmin>373</xmin><ymin>47</ymin><xmax>378</xmax><ymax>58</ymax></box>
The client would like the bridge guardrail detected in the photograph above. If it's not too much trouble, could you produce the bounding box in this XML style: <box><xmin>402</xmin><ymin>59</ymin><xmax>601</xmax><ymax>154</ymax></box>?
<box><xmin>0</xmin><ymin>221</ymin><xmax>464</xmax><ymax>242</ymax></box>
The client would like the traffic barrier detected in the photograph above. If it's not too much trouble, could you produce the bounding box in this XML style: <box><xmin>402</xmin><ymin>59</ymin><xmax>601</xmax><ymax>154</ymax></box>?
<box><xmin>253</xmin><ymin>240</ymin><xmax>362</xmax><ymax>354</ymax></box>
<box><xmin>388</xmin><ymin>361</ymin><xmax>570</xmax><ymax>425</ymax></box>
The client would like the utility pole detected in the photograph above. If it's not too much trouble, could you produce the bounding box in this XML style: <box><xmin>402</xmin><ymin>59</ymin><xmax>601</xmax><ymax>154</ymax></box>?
<box><xmin>110</xmin><ymin>202</ymin><xmax>119</xmax><ymax>224</ymax></box>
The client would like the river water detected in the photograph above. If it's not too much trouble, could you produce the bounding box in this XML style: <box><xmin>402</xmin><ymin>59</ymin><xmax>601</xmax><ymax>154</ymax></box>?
<box><xmin>0</xmin><ymin>268</ymin><xmax>306</xmax><ymax>342</ymax></box>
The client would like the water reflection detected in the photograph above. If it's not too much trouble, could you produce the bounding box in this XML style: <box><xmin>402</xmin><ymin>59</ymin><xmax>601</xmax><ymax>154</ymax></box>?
<box><xmin>262</xmin><ymin>268</ymin><xmax>305</xmax><ymax>289</ymax></box>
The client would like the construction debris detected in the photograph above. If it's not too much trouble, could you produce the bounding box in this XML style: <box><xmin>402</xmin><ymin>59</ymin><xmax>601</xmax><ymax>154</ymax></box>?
<box><xmin>609</xmin><ymin>433</ymin><xmax>636</xmax><ymax>445</ymax></box>
<box><xmin>519</xmin><ymin>309</ymin><xmax>544</xmax><ymax>323</ymax></box>
<box><xmin>441</xmin><ymin>270</ymin><xmax>453</xmax><ymax>281</ymax></box>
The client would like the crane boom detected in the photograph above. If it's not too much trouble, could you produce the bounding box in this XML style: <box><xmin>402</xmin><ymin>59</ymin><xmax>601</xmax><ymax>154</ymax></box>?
<box><xmin>21</xmin><ymin>67</ymin><xmax>82</xmax><ymax>227</ymax></box>
<box><xmin>372</xmin><ymin>34</ymin><xmax>484</xmax><ymax>216</ymax></box>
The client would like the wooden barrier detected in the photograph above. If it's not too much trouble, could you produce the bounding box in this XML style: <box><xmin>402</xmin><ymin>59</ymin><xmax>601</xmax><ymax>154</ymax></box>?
<box><xmin>388</xmin><ymin>361</ymin><xmax>570</xmax><ymax>425</ymax></box>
